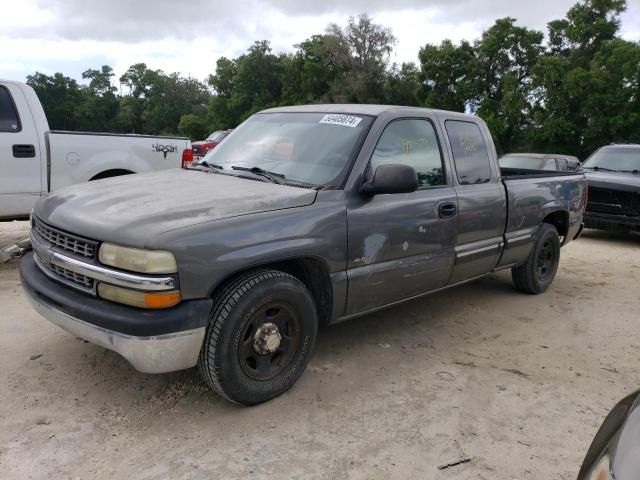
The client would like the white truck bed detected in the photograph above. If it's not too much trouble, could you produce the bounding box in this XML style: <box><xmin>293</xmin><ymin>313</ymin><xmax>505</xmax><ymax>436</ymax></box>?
<box><xmin>0</xmin><ymin>78</ymin><xmax>191</xmax><ymax>220</ymax></box>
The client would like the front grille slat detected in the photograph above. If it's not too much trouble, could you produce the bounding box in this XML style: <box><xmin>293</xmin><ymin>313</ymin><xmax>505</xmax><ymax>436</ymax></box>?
<box><xmin>32</xmin><ymin>217</ymin><xmax>98</xmax><ymax>293</ymax></box>
<box><xmin>33</xmin><ymin>218</ymin><xmax>96</xmax><ymax>258</ymax></box>
<box><xmin>48</xmin><ymin>263</ymin><xmax>94</xmax><ymax>289</ymax></box>
<box><xmin>587</xmin><ymin>187</ymin><xmax>640</xmax><ymax>217</ymax></box>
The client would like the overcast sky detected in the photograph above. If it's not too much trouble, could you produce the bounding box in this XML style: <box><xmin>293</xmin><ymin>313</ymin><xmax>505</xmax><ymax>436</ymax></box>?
<box><xmin>1</xmin><ymin>0</ymin><xmax>639</xmax><ymax>85</ymax></box>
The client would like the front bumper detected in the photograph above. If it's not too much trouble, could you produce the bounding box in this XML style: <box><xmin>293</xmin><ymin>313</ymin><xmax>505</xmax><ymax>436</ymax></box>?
<box><xmin>20</xmin><ymin>252</ymin><xmax>212</xmax><ymax>373</ymax></box>
<box><xmin>584</xmin><ymin>211</ymin><xmax>640</xmax><ymax>232</ymax></box>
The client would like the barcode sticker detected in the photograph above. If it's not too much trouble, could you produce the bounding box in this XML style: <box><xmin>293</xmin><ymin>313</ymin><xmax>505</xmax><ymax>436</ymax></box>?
<box><xmin>319</xmin><ymin>114</ymin><xmax>363</xmax><ymax>128</ymax></box>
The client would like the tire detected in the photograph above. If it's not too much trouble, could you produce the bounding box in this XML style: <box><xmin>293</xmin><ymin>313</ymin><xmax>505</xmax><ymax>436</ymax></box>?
<box><xmin>198</xmin><ymin>270</ymin><xmax>318</xmax><ymax>405</ymax></box>
<box><xmin>511</xmin><ymin>223</ymin><xmax>561</xmax><ymax>294</ymax></box>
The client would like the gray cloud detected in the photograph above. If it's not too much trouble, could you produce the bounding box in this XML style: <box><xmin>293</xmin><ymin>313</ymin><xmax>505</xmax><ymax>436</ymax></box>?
<box><xmin>18</xmin><ymin>0</ymin><xmax>580</xmax><ymax>42</ymax></box>
<box><xmin>26</xmin><ymin>0</ymin><xmax>253</xmax><ymax>41</ymax></box>
<box><xmin>11</xmin><ymin>0</ymin><xmax>639</xmax><ymax>45</ymax></box>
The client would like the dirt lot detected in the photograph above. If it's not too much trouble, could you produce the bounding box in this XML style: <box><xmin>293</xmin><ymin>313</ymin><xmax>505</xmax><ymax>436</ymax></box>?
<box><xmin>1</xmin><ymin>220</ymin><xmax>638</xmax><ymax>480</ymax></box>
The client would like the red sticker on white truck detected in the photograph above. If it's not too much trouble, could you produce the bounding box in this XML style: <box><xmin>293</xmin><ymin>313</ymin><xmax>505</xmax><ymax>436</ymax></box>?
<box><xmin>319</xmin><ymin>114</ymin><xmax>363</xmax><ymax>128</ymax></box>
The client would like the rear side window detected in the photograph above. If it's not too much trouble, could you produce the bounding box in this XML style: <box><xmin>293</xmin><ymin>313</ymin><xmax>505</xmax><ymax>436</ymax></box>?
<box><xmin>445</xmin><ymin>120</ymin><xmax>491</xmax><ymax>185</ymax></box>
<box><xmin>370</xmin><ymin>119</ymin><xmax>445</xmax><ymax>188</ymax></box>
<box><xmin>0</xmin><ymin>86</ymin><xmax>21</xmax><ymax>133</ymax></box>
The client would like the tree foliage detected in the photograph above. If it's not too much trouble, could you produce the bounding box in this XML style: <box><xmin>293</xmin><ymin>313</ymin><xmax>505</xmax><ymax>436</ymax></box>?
<box><xmin>24</xmin><ymin>4</ymin><xmax>640</xmax><ymax>155</ymax></box>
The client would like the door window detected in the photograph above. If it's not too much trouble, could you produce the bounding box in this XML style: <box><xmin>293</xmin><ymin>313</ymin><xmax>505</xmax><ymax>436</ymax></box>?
<box><xmin>542</xmin><ymin>158</ymin><xmax>557</xmax><ymax>170</ymax></box>
<box><xmin>370</xmin><ymin>119</ymin><xmax>445</xmax><ymax>188</ymax></box>
<box><xmin>0</xmin><ymin>86</ymin><xmax>21</xmax><ymax>132</ymax></box>
<box><xmin>445</xmin><ymin>120</ymin><xmax>492</xmax><ymax>185</ymax></box>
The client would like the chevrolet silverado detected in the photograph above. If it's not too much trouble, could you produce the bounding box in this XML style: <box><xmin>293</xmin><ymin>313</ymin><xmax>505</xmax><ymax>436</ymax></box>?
<box><xmin>20</xmin><ymin>105</ymin><xmax>586</xmax><ymax>405</ymax></box>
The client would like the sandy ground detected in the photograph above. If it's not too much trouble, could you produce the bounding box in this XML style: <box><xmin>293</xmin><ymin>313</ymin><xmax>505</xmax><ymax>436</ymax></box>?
<box><xmin>1</xmin><ymin>220</ymin><xmax>639</xmax><ymax>480</ymax></box>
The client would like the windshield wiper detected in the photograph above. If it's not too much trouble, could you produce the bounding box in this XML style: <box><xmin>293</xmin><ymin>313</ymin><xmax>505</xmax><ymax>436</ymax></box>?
<box><xmin>231</xmin><ymin>166</ymin><xmax>285</xmax><ymax>184</ymax></box>
<box><xmin>199</xmin><ymin>160</ymin><xmax>224</xmax><ymax>170</ymax></box>
<box><xmin>584</xmin><ymin>166</ymin><xmax>618</xmax><ymax>172</ymax></box>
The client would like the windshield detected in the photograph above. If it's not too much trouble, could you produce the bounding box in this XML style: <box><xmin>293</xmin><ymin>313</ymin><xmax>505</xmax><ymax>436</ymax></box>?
<box><xmin>499</xmin><ymin>155</ymin><xmax>547</xmax><ymax>170</ymax></box>
<box><xmin>206</xmin><ymin>131</ymin><xmax>228</xmax><ymax>142</ymax></box>
<box><xmin>197</xmin><ymin>112</ymin><xmax>372</xmax><ymax>186</ymax></box>
<box><xmin>583</xmin><ymin>147</ymin><xmax>640</xmax><ymax>172</ymax></box>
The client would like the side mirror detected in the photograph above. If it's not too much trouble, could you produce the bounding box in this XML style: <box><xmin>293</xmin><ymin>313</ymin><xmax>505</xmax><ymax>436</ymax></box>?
<box><xmin>361</xmin><ymin>164</ymin><xmax>419</xmax><ymax>195</ymax></box>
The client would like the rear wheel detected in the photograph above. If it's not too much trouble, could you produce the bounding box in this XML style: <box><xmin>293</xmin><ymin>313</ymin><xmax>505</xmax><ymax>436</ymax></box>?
<box><xmin>198</xmin><ymin>270</ymin><xmax>318</xmax><ymax>405</ymax></box>
<box><xmin>511</xmin><ymin>223</ymin><xmax>561</xmax><ymax>294</ymax></box>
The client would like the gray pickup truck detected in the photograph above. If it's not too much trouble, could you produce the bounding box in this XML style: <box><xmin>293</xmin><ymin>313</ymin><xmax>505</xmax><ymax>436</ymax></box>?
<box><xmin>20</xmin><ymin>105</ymin><xmax>586</xmax><ymax>405</ymax></box>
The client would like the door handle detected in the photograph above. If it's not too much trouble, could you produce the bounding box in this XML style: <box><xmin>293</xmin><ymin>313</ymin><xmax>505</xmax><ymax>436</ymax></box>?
<box><xmin>13</xmin><ymin>144</ymin><xmax>36</xmax><ymax>158</ymax></box>
<box><xmin>438</xmin><ymin>202</ymin><xmax>457</xmax><ymax>218</ymax></box>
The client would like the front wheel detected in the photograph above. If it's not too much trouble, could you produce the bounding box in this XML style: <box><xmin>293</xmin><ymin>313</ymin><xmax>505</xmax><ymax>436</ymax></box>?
<box><xmin>511</xmin><ymin>224</ymin><xmax>561</xmax><ymax>294</ymax></box>
<box><xmin>198</xmin><ymin>270</ymin><xmax>318</xmax><ymax>405</ymax></box>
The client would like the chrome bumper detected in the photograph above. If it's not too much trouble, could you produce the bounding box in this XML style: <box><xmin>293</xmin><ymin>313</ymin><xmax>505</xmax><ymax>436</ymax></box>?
<box><xmin>24</xmin><ymin>288</ymin><xmax>205</xmax><ymax>374</ymax></box>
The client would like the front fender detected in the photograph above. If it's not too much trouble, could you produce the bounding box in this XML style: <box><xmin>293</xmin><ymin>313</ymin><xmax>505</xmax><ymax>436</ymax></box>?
<box><xmin>149</xmin><ymin>194</ymin><xmax>348</xmax><ymax>302</ymax></box>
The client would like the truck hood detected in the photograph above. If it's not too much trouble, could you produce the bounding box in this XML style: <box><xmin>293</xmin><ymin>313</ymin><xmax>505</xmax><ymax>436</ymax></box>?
<box><xmin>35</xmin><ymin>169</ymin><xmax>317</xmax><ymax>247</ymax></box>
<box><xmin>585</xmin><ymin>171</ymin><xmax>640</xmax><ymax>192</ymax></box>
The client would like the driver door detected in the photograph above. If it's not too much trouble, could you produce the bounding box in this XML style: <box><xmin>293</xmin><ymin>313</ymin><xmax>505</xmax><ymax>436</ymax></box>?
<box><xmin>345</xmin><ymin>117</ymin><xmax>458</xmax><ymax>315</ymax></box>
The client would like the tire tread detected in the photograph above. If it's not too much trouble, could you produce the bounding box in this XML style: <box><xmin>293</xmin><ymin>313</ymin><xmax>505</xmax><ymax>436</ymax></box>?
<box><xmin>198</xmin><ymin>270</ymin><xmax>299</xmax><ymax>404</ymax></box>
<box><xmin>511</xmin><ymin>223</ymin><xmax>559</xmax><ymax>295</ymax></box>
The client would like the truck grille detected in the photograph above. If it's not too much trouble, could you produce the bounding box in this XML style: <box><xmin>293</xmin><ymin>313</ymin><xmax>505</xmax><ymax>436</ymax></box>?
<box><xmin>587</xmin><ymin>187</ymin><xmax>640</xmax><ymax>217</ymax></box>
<box><xmin>46</xmin><ymin>262</ymin><xmax>95</xmax><ymax>290</ymax></box>
<box><xmin>33</xmin><ymin>217</ymin><xmax>97</xmax><ymax>258</ymax></box>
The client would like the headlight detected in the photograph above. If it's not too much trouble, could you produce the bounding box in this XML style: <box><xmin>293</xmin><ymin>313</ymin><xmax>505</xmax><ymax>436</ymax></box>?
<box><xmin>99</xmin><ymin>243</ymin><xmax>177</xmax><ymax>274</ymax></box>
<box><xmin>98</xmin><ymin>284</ymin><xmax>181</xmax><ymax>309</ymax></box>
<box><xmin>586</xmin><ymin>454</ymin><xmax>612</xmax><ymax>480</ymax></box>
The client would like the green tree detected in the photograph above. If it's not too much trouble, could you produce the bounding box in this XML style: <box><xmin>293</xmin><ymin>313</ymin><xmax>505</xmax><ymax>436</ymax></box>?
<box><xmin>207</xmin><ymin>41</ymin><xmax>287</xmax><ymax>129</ymax></box>
<box><xmin>474</xmin><ymin>18</ymin><xmax>544</xmax><ymax>153</ymax></box>
<box><xmin>178</xmin><ymin>113</ymin><xmax>208</xmax><ymax>140</ymax></box>
<box><xmin>26</xmin><ymin>72</ymin><xmax>84</xmax><ymax>130</ymax></box>
<box><xmin>117</xmin><ymin>63</ymin><xmax>209</xmax><ymax>134</ymax></box>
<box><xmin>207</xmin><ymin>57</ymin><xmax>240</xmax><ymax>129</ymax></box>
<box><xmin>282</xmin><ymin>34</ymin><xmax>349</xmax><ymax>104</ymax></box>
<box><xmin>384</xmin><ymin>63</ymin><xmax>420</xmax><ymax>106</ymax></box>
<box><xmin>77</xmin><ymin>65</ymin><xmax>120</xmax><ymax>132</ymax></box>
<box><xmin>325</xmin><ymin>14</ymin><xmax>396</xmax><ymax>102</ymax></box>
<box><xmin>82</xmin><ymin>65</ymin><xmax>117</xmax><ymax>96</ymax></box>
<box><xmin>417</xmin><ymin>40</ymin><xmax>478</xmax><ymax>112</ymax></box>
<box><xmin>548</xmin><ymin>0</ymin><xmax>626</xmax><ymax>61</ymax></box>
<box><xmin>530</xmin><ymin>0</ymin><xmax>636</xmax><ymax>157</ymax></box>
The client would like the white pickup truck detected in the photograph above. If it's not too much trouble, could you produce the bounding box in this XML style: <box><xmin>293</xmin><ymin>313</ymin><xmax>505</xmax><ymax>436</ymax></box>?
<box><xmin>0</xmin><ymin>79</ymin><xmax>193</xmax><ymax>221</ymax></box>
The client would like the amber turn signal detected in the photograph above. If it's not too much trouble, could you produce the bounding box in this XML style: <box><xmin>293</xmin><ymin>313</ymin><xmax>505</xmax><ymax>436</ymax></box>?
<box><xmin>98</xmin><ymin>284</ymin><xmax>181</xmax><ymax>309</ymax></box>
<box><xmin>143</xmin><ymin>291</ymin><xmax>182</xmax><ymax>309</ymax></box>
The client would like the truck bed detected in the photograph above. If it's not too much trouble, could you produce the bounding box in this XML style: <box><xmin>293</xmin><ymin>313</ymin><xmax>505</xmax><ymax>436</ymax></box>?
<box><xmin>47</xmin><ymin>131</ymin><xmax>190</xmax><ymax>191</ymax></box>
<box><xmin>496</xmin><ymin>168</ymin><xmax>587</xmax><ymax>269</ymax></box>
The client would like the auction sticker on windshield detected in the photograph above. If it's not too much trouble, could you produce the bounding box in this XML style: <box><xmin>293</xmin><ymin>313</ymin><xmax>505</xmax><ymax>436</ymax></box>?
<box><xmin>319</xmin><ymin>114</ymin><xmax>363</xmax><ymax>128</ymax></box>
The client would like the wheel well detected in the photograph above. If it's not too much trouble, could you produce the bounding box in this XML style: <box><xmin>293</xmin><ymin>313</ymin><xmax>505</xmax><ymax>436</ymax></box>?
<box><xmin>213</xmin><ymin>258</ymin><xmax>333</xmax><ymax>326</ymax></box>
<box><xmin>543</xmin><ymin>211</ymin><xmax>569</xmax><ymax>238</ymax></box>
<box><xmin>90</xmin><ymin>169</ymin><xmax>135</xmax><ymax>180</ymax></box>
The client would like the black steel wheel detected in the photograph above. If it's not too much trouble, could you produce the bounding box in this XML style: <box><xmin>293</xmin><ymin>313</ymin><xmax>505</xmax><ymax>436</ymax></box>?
<box><xmin>512</xmin><ymin>223</ymin><xmax>561</xmax><ymax>294</ymax></box>
<box><xmin>536</xmin><ymin>238</ymin><xmax>556</xmax><ymax>283</ymax></box>
<box><xmin>198</xmin><ymin>270</ymin><xmax>318</xmax><ymax>405</ymax></box>
<box><xmin>238</xmin><ymin>302</ymin><xmax>300</xmax><ymax>381</ymax></box>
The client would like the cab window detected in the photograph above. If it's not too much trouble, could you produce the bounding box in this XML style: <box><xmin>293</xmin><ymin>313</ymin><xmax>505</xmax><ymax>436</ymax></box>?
<box><xmin>0</xmin><ymin>86</ymin><xmax>21</xmax><ymax>132</ymax></box>
<box><xmin>445</xmin><ymin>120</ymin><xmax>492</xmax><ymax>185</ymax></box>
<box><xmin>370</xmin><ymin>119</ymin><xmax>445</xmax><ymax>188</ymax></box>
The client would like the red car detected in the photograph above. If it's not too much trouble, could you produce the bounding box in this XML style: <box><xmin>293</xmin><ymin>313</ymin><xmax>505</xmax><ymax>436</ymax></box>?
<box><xmin>191</xmin><ymin>130</ymin><xmax>232</xmax><ymax>158</ymax></box>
